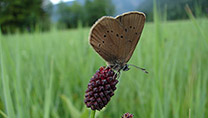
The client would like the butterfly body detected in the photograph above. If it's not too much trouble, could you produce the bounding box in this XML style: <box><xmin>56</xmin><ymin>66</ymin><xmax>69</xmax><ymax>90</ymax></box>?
<box><xmin>89</xmin><ymin>11</ymin><xmax>146</xmax><ymax>72</ymax></box>
<box><xmin>106</xmin><ymin>60</ymin><xmax>129</xmax><ymax>72</ymax></box>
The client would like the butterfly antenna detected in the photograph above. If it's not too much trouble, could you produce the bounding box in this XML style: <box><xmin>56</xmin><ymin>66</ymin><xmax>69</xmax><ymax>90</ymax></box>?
<box><xmin>128</xmin><ymin>64</ymin><xmax>149</xmax><ymax>74</ymax></box>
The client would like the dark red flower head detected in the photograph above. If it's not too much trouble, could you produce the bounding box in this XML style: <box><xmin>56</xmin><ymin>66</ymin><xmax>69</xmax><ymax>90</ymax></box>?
<box><xmin>84</xmin><ymin>66</ymin><xmax>118</xmax><ymax>111</ymax></box>
<box><xmin>122</xmin><ymin>113</ymin><xmax>134</xmax><ymax>118</ymax></box>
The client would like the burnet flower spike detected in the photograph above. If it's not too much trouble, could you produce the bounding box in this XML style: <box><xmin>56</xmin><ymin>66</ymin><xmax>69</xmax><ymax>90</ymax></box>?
<box><xmin>84</xmin><ymin>66</ymin><xmax>118</xmax><ymax>111</ymax></box>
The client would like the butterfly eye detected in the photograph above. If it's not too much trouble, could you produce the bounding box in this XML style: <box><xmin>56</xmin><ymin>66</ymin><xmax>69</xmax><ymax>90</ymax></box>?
<box><xmin>107</xmin><ymin>31</ymin><xmax>109</xmax><ymax>33</ymax></box>
<box><xmin>104</xmin><ymin>34</ymin><xmax>106</xmax><ymax>37</ymax></box>
<box><xmin>120</xmin><ymin>35</ymin><xmax>123</xmax><ymax>38</ymax></box>
<box><xmin>102</xmin><ymin>41</ymin><xmax>104</xmax><ymax>43</ymax></box>
<box><xmin>98</xmin><ymin>43</ymin><xmax>101</xmax><ymax>47</ymax></box>
<box><xmin>116</xmin><ymin>34</ymin><xmax>119</xmax><ymax>37</ymax></box>
<box><xmin>130</xmin><ymin>26</ymin><xmax>132</xmax><ymax>28</ymax></box>
<box><xmin>135</xmin><ymin>32</ymin><xmax>138</xmax><ymax>35</ymax></box>
<box><xmin>133</xmin><ymin>27</ymin><xmax>135</xmax><ymax>29</ymax></box>
<box><xmin>125</xmin><ymin>28</ymin><xmax>127</xmax><ymax>32</ymax></box>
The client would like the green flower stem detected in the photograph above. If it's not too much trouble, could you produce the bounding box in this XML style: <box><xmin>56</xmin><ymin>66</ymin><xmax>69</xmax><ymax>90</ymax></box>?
<box><xmin>90</xmin><ymin>110</ymin><xmax>96</xmax><ymax>118</ymax></box>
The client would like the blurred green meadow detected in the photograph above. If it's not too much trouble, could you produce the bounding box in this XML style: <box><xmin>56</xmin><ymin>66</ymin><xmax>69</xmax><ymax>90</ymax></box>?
<box><xmin>0</xmin><ymin>17</ymin><xmax>208</xmax><ymax>118</ymax></box>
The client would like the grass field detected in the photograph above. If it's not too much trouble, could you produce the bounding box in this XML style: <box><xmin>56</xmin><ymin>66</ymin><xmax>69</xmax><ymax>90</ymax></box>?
<box><xmin>0</xmin><ymin>18</ymin><xmax>208</xmax><ymax>118</ymax></box>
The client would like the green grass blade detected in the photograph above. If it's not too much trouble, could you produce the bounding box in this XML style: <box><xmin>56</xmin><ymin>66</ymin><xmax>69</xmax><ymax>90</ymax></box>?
<box><xmin>185</xmin><ymin>4</ymin><xmax>208</xmax><ymax>47</ymax></box>
<box><xmin>44</xmin><ymin>58</ymin><xmax>54</xmax><ymax>118</ymax></box>
<box><xmin>0</xmin><ymin>109</ymin><xmax>8</xmax><ymax>118</ymax></box>
<box><xmin>61</xmin><ymin>95</ymin><xmax>80</xmax><ymax>118</ymax></box>
<box><xmin>0</xmin><ymin>39</ymin><xmax>15</xmax><ymax>118</ymax></box>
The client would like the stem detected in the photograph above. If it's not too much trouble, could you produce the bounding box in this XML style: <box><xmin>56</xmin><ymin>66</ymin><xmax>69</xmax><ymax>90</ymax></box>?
<box><xmin>90</xmin><ymin>110</ymin><xmax>96</xmax><ymax>118</ymax></box>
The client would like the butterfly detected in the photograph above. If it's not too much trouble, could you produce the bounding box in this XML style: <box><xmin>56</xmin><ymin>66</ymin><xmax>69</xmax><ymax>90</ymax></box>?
<box><xmin>89</xmin><ymin>11</ymin><xmax>148</xmax><ymax>73</ymax></box>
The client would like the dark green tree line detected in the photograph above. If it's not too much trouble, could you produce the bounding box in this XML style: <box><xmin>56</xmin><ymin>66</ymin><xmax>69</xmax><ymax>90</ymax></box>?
<box><xmin>137</xmin><ymin>0</ymin><xmax>208</xmax><ymax>21</ymax></box>
<box><xmin>57</xmin><ymin>1</ymin><xmax>83</xmax><ymax>29</ymax></box>
<box><xmin>57</xmin><ymin>0</ymin><xmax>115</xmax><ymax>29</ymax></box>
<box><xmin>0</xmin><ymin>0</ymin><xmax>52</xmax><ymax>34</ymax></box>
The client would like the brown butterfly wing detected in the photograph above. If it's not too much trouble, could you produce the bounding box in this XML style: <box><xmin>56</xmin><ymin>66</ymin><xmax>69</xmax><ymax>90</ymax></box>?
<box><xmin>89</xmin><ymin>16</ymin><xmax>125</xmax><ymax>64</ymax></box>
<box><xmin>116</xmin><ymin>11</ymin><xmax>146</xmax><ymax>63</ymax></box>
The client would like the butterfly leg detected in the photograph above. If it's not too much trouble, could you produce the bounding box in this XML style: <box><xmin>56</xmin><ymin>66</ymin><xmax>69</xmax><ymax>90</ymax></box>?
<box><xmin>112</xmin><ymin>69</ymin><xmax>122</xmax><ymax>80</ymax></box>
